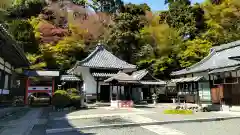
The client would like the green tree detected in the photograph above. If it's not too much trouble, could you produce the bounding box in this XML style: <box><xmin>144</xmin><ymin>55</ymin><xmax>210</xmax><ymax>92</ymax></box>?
<box><xmin>160</xmin><ymin>0</ymin><xmax>205</xmax><ymax>39</ymax></box>
<box><xmin>178</xmin><ymin>38</ymin><xmax>212</xmax><ymax>67</ymax></box>
<box><xmin>90</xmin><ymin>0</ymin><xmax>124</xmax><ymax>13</ymax></box>
<box><xmin>8</xmin><ymin>19</ymin><xmax>39</xmax><ymax>53</ymax></box>
<box><xmin>201</xmin><ymin>0</ymin><xmax>240</xmax><ymax>45</ymax></box>
<box><xmin>8</xmin><ymin>0</ymin><xmax>46</xmax><ymax>19</ymax></box>
<box><xmin>139</xmin><ymin>15</ymin><xmax>183</xmax><ymax>79</ymax></box>
<box><xmin>105</xmin><ymin>3</ymin><xmax>146</xmax><ymax>63</ymax></box>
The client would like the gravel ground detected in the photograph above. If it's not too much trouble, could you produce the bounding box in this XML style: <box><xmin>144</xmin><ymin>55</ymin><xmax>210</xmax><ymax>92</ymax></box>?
<box><xmin>48</xmin><ymin>127</ymin><xmax>159</xmax><ymax>135</ymax></box>
<box><xmin>165</xmin><ymin>119</ymin><xmax>240</xmax><ymax>135</ymax></box>
<box><xmin>47</xmin><ymin>116</ymin><xmax>131</xmax><ymax>129</ymax></box>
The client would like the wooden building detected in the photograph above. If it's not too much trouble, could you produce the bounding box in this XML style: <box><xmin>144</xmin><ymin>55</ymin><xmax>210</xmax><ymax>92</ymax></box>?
<box><xmin>0</xmin><ymin>24</ymin><xmax>29</xmax><ymax>106</ymax></box>
<box><xmin>67</xmin><ymin>44</ymin><xmax>166</xmax><ymax>106</ymax></box>
<box><xmin>171</xmin><ymin>40</ymin><xmax>240</xmax><ymax>111</ymax></box>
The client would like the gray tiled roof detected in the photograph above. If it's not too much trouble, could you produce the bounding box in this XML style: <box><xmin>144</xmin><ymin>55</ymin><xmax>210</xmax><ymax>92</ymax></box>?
<box><xmin>60</xmin><ymin>75</ymin><xmax>81</xmax><ymax>81</ymax></box>
<box><xmin>172</xmin><ymin>40</ymin><xmax>240</xmax><ymax>76</ymax></box>
<box><xmin>131</xmin><ymin>69</ymin><xmax>148</xmax><ymax>80</ymax></box>
<box><xmin>140</xmin><ymin>81</ymin><xmax>166</xmax><ymax>85</ymax></box>
<box><xmin>208</xmin><ymin>66</ymin><xmax>240</xmax><ymax>74</ymax></box>
<box><xmin>92</xmin><ymin>72</ymin><xmax>117</xmax><ymax>77</ymax></box>
<box><xmin>104</xmin><ymin>71</ymin><xmax>139</xmax><ymax>83</ymax></box>
<box><xmin>170</xmin><ymin>76</ymin><xmax>204</xmax><ymax>83</ymax></box>
<box><xmin>76</xmin><ymin>44</ymin><xmax>136</xmax><ymax>69</ymax></box>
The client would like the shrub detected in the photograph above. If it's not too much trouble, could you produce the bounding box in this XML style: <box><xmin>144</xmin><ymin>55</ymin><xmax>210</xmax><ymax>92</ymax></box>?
<box><xmin>67</xmin><ymin>88</ymin><xmax>80</xmax><ymax>96</ymax></box>
<box><xmin>52</xmin><ymin>90</ymin><xmax>70</xmax><ymax>109</ymax></box>
<box><xmin>163</xmin><ymin>109</ymin><xmax>193</xmax><ymax>115</ymax></box>
<box><xmin>70</xmin><ymin>95</ymin><xmax>81</xmax><ymax>109</ymax></box>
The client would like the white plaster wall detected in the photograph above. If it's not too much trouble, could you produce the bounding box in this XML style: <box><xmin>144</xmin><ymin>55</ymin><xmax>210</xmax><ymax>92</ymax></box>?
<box><xmin>77</xmin><ymin>67</ymin><xmax>96</xmax><ymax>94</ymax></box>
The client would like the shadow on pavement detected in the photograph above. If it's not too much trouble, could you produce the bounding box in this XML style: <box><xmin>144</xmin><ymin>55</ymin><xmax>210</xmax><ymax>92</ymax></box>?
<box><xmin>45</xmin><ymin>106</ymin><xmax>133</xmax><ymax>135</ymax></box>
<box><xmin>29</xmin><ymin>107</ymin><xmax>99</xmax><ymax>135</ymax></box>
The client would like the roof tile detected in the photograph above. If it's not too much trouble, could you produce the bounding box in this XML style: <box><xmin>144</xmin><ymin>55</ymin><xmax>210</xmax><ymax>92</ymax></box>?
<box><xmin>78</xmin><ymin>44</ymin><xmax>136</xmax><ymax>69</ymax></box>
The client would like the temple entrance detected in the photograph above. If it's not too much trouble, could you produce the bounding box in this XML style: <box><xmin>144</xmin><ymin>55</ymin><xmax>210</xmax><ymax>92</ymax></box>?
<box><xmin>100</xmin><ymin>85</ymin><xmax>110</xmax><ymax>102</ymax></box>
<box><xmin>28</xmin><ymin>92</ymin><xmax>51</xmax><ymax>106</ymax></box>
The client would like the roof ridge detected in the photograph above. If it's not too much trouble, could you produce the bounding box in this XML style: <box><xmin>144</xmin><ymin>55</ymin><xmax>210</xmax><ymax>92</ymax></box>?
<box><xmin>187</xmin><ymin>40</ymin><xmax>240</xmax><ymax>71</ymax></box>
<box><xmin>77</xmin><ymin>44</ymin><xmax>103</xmax><ymax>65</ymax></box>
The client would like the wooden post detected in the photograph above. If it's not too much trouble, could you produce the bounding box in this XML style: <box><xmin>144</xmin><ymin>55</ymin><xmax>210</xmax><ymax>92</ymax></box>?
<box><xmin>96</xmin><ymin>77</ymin><xmax>99</xmax><ymax>101</ymax></box>
<box><xmin>117</xmin><ymin>85</ymin><xmax>119</xmax><ymax>100</ymax></box>
<box><xmin>25</xmin><ymin>77</ymin><xmax>29</xmax><ymax>105</ymax></box>
<box><xmin>110</xmin><ymin>83</ymin><xmax>112</xmax><ymax>101</ymax></box>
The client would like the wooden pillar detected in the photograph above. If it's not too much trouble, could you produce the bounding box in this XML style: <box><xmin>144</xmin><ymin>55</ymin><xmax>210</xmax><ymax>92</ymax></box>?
<box><xmin>52</xmin><ymin>78</ymin><xmax>55</xmax><ymax>95</ymax></box>
<box><xmin>110</xmin><ymin>83</ymin><xmax>112</xmax><ymax>101</ymax></box>
<box><xmin>96</xmin><ymin>77</ymin><xmax>99</xmax><ymax>101</ymax></box>
<box><xmin>117</xmin><ymin>85</ymin><xmax>119</xmax><ymax>100</ymax></box>
<box><xmin>196</xmin><ymin>82</ymin><xmax>200</xmax><ymax>105</ymax></box>
<box><xmin>25</xmin><ymin>77</ymin><xmax>29</xmax><ymax>105</ymax></box>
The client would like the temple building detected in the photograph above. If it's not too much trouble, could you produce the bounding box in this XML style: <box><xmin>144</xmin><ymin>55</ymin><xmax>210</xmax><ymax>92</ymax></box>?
<box><xmin>171</xmin><ymin>40</ymin><xmax>240</xmax><ymax>111</ymax></box>
<box><xmin>67</xmin><ymin>44</ymin><xmax>166</xmax><ymax>107</ymax></box>
<box><xmin>0</xmin><ymin>25</ymin><xmax>29</xmax><ymax>106</ymax></box>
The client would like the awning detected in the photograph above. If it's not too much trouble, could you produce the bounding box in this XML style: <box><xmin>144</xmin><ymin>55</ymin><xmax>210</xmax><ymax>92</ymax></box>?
<box><xmin>171</xmin><ymin>76</ymin><xmax>204</xmax><ymax>83</ymax></box>
<box><xmin>24</xmin><ymin>70</ymin><xmax>60</xmax><ymax>77</ymax></box>
<box><xmin>209</xmin><ymin>66</ymin><xmax>240</xmax><ymax>74</ymax></box>
<box><xmin>60</xmin><ymin>75</ymin><xmax>81</xmax><ymax>81</ymax></box>
<box><xmin>140</xmin><ymin>81</ymin><xmax>166</xmax><ymax>85</ymax></box>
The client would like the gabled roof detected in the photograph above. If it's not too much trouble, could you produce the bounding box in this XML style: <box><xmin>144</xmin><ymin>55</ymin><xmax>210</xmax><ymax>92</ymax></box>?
<box><xmin>172</xmin><ymin>40</ymin><xmax>240</xmax><ymax>76</ymax></box>
<box><xmin>131</xmin><ymin>69</ymin><xmax>148</xmax><ymax>80</ymax></box>
<box><xmin>74</xmin><ymin>44</ymin><xmax>136</xmax><ymax>70</ymax></box>
<box><xmin>131</xmin><ymin>69</ymin><xmax>166</xmax><ymax>85</ymax></box>
<box><xmin>104</xmin><ymin>71</ymin><xmax>138</xmax><ymax>83</ymax></box>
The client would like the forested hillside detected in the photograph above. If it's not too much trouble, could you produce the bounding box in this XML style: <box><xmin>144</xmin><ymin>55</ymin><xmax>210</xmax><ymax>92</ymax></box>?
<box><xmin>0</xmin><ymin>0</ymin><xmax>240</xmax><ymax>79</ymax></box>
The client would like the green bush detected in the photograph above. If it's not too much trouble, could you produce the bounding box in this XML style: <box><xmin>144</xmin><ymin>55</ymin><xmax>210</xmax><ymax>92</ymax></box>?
<box><xmin>70</xmin><ymin>95</ymin><xmax>81</xmax><ymax>109</ymax></box>
<box><xmin>67</xmin><ymin>88</ymin><xmax>80</xmax><ymax>96</ymax></box>
<box><xmin>163</xmin><ymin>109</ymin><xmax>193</xmax><ymax>115</ymax></box>
<box><xmin>52</xmin><ymin>90</ymin><xmax>70</xmax><ymax>109</ymax></box>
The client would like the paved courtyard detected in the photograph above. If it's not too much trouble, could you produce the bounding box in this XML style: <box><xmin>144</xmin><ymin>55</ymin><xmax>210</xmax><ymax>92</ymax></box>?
<box><xmin>39</xmin><ymin>105</ymin><xmax>240</xmax><ymax>135</ymax></box>
<box><xmin>2</xmin><ymin>105</ymin><xmax>240</xmax><ymax>135</ymax></box>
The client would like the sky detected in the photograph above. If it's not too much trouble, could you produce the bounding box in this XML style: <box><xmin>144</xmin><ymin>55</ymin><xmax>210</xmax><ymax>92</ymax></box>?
<box><xmin>123</xmin><ymin>0</ymin><xmax>205</xmax><ymax>11</ymax></box>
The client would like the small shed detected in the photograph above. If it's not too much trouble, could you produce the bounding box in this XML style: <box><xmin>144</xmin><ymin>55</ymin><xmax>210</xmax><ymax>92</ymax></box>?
<box><xmin>104</xmin><ymin>71</ymin><xmax>139</xmax><ymax>108</ymax></box>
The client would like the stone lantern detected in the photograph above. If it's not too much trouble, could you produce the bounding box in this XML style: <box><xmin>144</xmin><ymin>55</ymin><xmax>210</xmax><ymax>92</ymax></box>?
<box><xmin>152</xmin><ymin>93</ymin><xmax>157</xmax><ymax>105</ymax></box>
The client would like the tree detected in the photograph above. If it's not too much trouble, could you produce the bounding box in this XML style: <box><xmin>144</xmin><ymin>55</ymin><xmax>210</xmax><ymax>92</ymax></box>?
<box><xmin>201</xmin><ymin>0</ymin><xmax>240</xmax><ymax>45</ymax></box>
<box><xmin>105</xmin><ymin>4</ymin><xmax>147</xmax><ymax>63</ymax></box>
<box><xmin>35</xmin><ymin>20</ymin><xmax>69</xmax><ymax>44</ymax></box>
<box><xmin>90</xmin><ymin>0</ymin><xmax>124</xmax><ymax>13</ymax></box>
<box><xmin>178</xmin><ymin>38</ymin><xmax>212</xmax><ymax>67</ymax></box>
<box><xmin>8</xmin><ymin>19</ymin><xmax>39</xmax><ymax>53</ymax></box>
<box><xmin>8</xmin><ymin>0</ymin><xmax>46</xmax><ymax>19</ymax></box>
<box><xmin>51</xmin><ymin>24</ymin><xmax>86</xmax><ymax>70</ymax></box>
<box><xmin>139</xmin><ymin>3</ymin><xmax>151</xmax><ymax>11</ymax></box>
<box><xmin>139</xmin><ymin>14</ymin><xmax>183</xmax><ymax>79</ymax></box>
<box><xmin>160</xmin><ymin>0</ymin><xmax>205</xmax><ymax>39</ymax></box>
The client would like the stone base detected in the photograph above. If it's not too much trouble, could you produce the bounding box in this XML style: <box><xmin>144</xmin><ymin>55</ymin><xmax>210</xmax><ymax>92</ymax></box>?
<box><xmin>230</xmin><ymin>106</ymin><xmax>240</xmax><ymax>112</ymax></box>
<box><xmin>222</xmin><ymin>105</ymin><xmax>230</xmax><ymax>111</ymax></box>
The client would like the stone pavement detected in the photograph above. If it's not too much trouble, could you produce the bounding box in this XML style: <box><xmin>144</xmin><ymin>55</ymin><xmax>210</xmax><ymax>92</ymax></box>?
<box><xmin>45</xmin><ymin>105</ymin><xmax>240</xmax><ymax>134</ymax></box>
<box><xmin>0</xmin><ymin>107</ymin><xmax>22</xmax><ymax>118</ymax></box>
<box><xmin>121</xmin><ymin>114</ymin><xmax>186</xmax><ymax>135</ymax></box>
<box><xmin>0</xmin><ymin>108</ymin><xmax>43</xmax><ymax>135</ymax></box>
